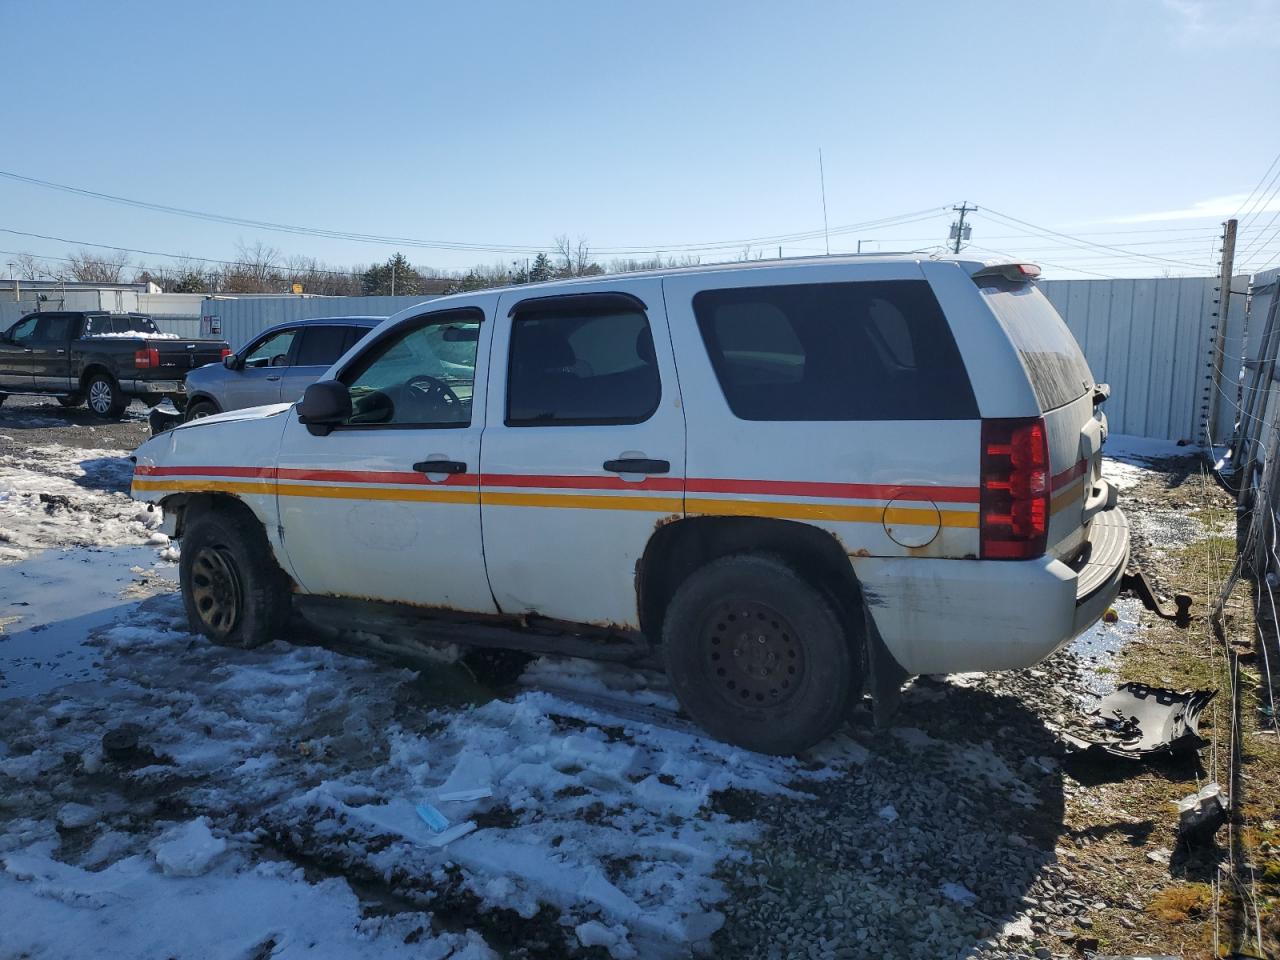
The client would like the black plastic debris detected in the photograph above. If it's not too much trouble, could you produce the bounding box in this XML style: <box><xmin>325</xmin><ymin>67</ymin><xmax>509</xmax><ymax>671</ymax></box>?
<box><xmin>148</xmin><ymin>407</ymin><xmax>183</xmax><ymax>436</ymax></box>
<box><xmin>101</xmin><ymin>723</ymin><xmax>145</xmax><ymax>762</ymax></box>
<box><xmin>1077</xmin><ymin>682</ymin><xmax>1217</xmax><ymax>759</ymax></box>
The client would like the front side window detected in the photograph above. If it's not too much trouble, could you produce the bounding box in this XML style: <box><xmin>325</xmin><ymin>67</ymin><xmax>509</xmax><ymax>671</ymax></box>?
<box><xmin>506</xmin><ymin>299</ymin><xmax>660</xmax><ymax>426</ymax></box>
<box><xmin>293</xmin><ymin>326</ymin><xmax>350</xmax><ymax>367</ymax></box>
<box><xmin>244</xmin><ymin>329</ymin><xmax>297</xmax><ymax>368</ymax></box>
<box><xmin>8</xmin><ymin>317</ymin><xmax>38</xmax><ymax>343</ymax></box>
<box><xmin>33</xmin><ymin>316</ymin><xmax>74</xmax><ymax>341</ymax></box>
<box><xmin>693</xmin><ymin>280</ymin><xmax>977</xmax><ymax>421</ymax></box>
<box><xmin>340</xmin><ymin>309</ymin><xmax>481</xmax><ymax>427</ymax></box>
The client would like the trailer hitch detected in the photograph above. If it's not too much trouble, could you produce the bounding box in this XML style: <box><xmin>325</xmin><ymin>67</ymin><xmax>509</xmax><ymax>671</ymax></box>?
<box><xmin>1120</xmin><ymin>570</ymin><xmax>1193</xmax><ymax>628</ymax></box>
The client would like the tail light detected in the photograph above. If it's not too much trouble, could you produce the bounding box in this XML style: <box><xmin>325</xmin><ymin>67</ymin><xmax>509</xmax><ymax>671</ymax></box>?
<box><xmin>134</xmin><ymin>347</ymin><xmax>160</xmax><ymax>369</ymax></box>
<box><xmin>980</xmin><ymin>417</ymin><xmax>1049</xmax><ymax>559</ymax></box>
<box><xmin>220</xmin><ymin>347</ymin><xmax>232</xmax><ymax>359</ymax></box>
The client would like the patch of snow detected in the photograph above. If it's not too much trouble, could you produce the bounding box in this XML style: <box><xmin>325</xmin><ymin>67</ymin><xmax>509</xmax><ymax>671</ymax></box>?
<box><xmin>877</xmin><ymin>804</ymin><xmax>899</xmax><ymax>823</ymax></box>
<box><xmin>84</xmin><ymin>331</ymin><xmax>181</xmax><ymax>339</ymax></box>
<box><xmin>0</xmin><ymin>843</ymin><xmax>497</xmax><ymax>959</ymax></box>
<box><xmin>150</xmin><ymin>817</ymin><xmax>226</xmax><ymax>877</ymax></box>
<box><xmin>1104</xmin><ymin>433</ymin><xmax>1197</xmax><ymax>463</ymax></box>
<box><xmin>55</xmin><ymin>803</ymin><xmax>99</xmax><ymax>830</ymax></box>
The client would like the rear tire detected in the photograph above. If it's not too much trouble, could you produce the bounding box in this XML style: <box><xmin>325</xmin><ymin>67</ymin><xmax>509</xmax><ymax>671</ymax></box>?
<box><xmin>180</xmin><ymin>506</ymin><xmax>291</xmax><ymax>649</ymax></box>
<box><xmin>85</xmin><ymin>374</ymin><xmax>127</xmax><ymax>420</ymax></box>
<box><xmin>184</xmin><ymin>400</ymin><xmax>218</xmax><ymax>422</ymax></box>
<box><xmin>56</xmin><ymin>394</ymin><xmax>84</xmax><ymax>408</ymax></box>
<box><xmin>662</xmin><ymin>554</ymin><xmax>855</xmax><ymax>755</ymax></box>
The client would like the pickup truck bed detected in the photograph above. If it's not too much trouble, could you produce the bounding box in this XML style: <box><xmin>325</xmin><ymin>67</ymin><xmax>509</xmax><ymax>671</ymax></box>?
<box><xmin>0</xmin><ymin>311</ymin><xmax>229</xmax><ymax>419</ymax></box>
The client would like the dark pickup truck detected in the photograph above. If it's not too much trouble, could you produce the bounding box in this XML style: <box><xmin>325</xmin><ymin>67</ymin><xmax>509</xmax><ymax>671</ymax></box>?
<box><xmin>0</xmin><ymin>311</ymin><xmax>230</xmax><ymax>419</ymax></box>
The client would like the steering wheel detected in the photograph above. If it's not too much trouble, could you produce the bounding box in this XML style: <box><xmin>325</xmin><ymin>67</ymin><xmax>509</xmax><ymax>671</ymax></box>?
<box><xmin>404</xmin><ymin>374</ymin><xmax>460</xmax><ymax>413</ymax></box>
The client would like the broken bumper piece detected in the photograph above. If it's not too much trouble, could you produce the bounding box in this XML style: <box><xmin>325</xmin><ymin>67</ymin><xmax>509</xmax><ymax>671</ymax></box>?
<box><xmin>1066</xmin><ymin>682</ymin><xmax>1216</xmax><ymax>759</ymax></box>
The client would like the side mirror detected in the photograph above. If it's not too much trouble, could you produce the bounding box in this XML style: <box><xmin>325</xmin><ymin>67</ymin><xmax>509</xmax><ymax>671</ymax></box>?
<box><xmin>222</xmin><ymin>354</ymin><xmax>242</xmax><ymax>370</ymax></box>
<box><xmin>297</xmin><ymin>380</ymin><xmax>352</xmax><ymax>436</ymax></box>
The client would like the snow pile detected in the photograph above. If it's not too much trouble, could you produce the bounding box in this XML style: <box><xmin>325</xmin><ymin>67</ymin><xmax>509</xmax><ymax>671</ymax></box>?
<box><xmin>0</xmin><ymin>444</ymin><xmax>165</xmax><ymax>559</ymax></box>
<box><xmin>151</xmin><ymin>817</ymin><xmax>227</xmax><ymax>876</ymax></box>
<box><xmin>85</xmin><ymin>331</ymin><xmax>182</xmax><ymax>339</ymax></box>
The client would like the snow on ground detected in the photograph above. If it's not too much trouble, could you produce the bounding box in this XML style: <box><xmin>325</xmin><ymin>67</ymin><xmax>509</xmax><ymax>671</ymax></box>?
<box><xmin>0</xmin><ymin>589</ymin><xmax>855</xmax><ymax>958</ymax></box>
<box><xmin>0</xmin><ymin>429</ymin><xmax>1213</xmax><ymax>958</ymax></box>
<box><xmin>0</xmin><ymin>442</ymin><xmax>164</xmax><ymax>560</ymax></box>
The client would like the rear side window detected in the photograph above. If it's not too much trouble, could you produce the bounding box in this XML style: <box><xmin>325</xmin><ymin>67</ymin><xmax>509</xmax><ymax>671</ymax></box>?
<box><xmin>293</xmin><ymin>326</ymin><xmax>350</xmax><ymax>367</ymax></box>
<box><xmin>507</xmin><ymin>299</ymin><xmax>660</xmax><ymax>426</ymax></box>
<box><xmin>693</xmin><ymin>280</ymin><xmax>977</xmax><ymax>421</ymax></box>
<box><xmin>977</xmin><ymin>280</ymin><xmax>1093</xmax><ymax>411</ymax></box>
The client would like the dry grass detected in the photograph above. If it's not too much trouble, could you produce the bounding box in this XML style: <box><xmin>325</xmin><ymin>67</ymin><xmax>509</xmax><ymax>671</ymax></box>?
<box><xmin>1147</xmin><ymin>884</ymin><xmax>1213</xmax><ymax>922</ymax></box>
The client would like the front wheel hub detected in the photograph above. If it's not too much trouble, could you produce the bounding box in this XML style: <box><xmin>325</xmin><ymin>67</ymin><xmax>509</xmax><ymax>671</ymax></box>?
<box><xmin>703</xmin><ymin>601</ymin><xmax>805</xmax><ymax>709</ymax></box>
<box><xmin>190</xmin><ymin>545</ymin><xmax>243</xmax><ymax>636</ymax></box>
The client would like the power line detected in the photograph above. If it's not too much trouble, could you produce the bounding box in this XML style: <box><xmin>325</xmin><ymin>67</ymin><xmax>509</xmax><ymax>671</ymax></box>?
<box><xmin>1232</xmin><ymin>148</ymin><xmax>1280</xmax><ymax>220</ymax></box>
<box><xmin>0</xmin><ymin>230</ymin><xmax>369</xmax><ymax>279</ymax></box>
<box><xmin>979</xmin><ymin>207</ymin><xmax>1214</xmax><ymax>269</ymax></box>
<box><xmin>0</xmin><ymin>168</ymin><xmax>953</xmax><ymax>257</ymax></box>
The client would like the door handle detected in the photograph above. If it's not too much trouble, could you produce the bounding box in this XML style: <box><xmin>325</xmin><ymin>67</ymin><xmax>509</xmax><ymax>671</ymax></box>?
<box><xmin>56</xmin><ymin>349</ymin><xmax>66</xmax><ymax>355</ymax></box>
<box><xmin>413</xmin><ymin>459</ymin><xmax>467</xmax><ymax>474</ymax></box>
<box><xmin>266</xmin><ymin>375</ymin><xmax>281</xmax><ymax>381</ymax></box>
<box><xmin>22</xmin><ymin>348</ymin><xmax>32</xmax><ymax>353</ymax></box>
<box><xmin>603</xmin><ymin>458</ymin><xmax>670</xmax><ymax>474</ymax></box>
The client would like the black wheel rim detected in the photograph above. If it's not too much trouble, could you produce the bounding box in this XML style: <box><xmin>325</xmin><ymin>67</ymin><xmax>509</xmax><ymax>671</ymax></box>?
<box><xmin>190</xmin><ymin>545</ymin><xmax>243</xmax><ymax>637</ymax></box>
<box><xmin>701</xmin><ymin>600</ymin><xmax>805</xmax><ymax>711</ymax></box>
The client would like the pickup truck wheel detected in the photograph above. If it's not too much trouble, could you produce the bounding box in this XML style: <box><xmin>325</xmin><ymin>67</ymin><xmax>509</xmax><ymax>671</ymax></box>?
<box><xmin>662</xmin><ymin>554</ymin><xmax>853</xmax><ymax>756</ymax></box>
<box><xmin>185</xmin><ymin>400</ymin><xmax>218</xmax><ymax>422</ymax></box>
<box><xmin>85</xmin><ymin>375</ymin><xmax>127</xmax><ymax>419</ymax></box>
<box><xmin>180</xmin><ymin>509</ymin><xmax>291</xmax><ymax>649</ymax></box>
<box><xmin>56</xmin><ymin>394</ymin><xmax>84</xmax><ymax>408</ymax></box>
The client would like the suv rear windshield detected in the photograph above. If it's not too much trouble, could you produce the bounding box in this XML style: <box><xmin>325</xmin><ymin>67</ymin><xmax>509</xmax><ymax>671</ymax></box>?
<box><xmin>693</xmin><ymin>279</ymin><xmax>977</xmax><ymax>421</ymax></box>
<box><xmin>977</xmin><ymin>280</ymin><xmax>1093</xmax><ymax>411</ymax></box>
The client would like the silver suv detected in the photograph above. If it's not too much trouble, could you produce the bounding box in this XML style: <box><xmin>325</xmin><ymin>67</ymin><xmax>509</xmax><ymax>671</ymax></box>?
<box><xmin>183</xmin><ymin>317</ymin><xmax>382</xmax><ymax>420</ymax></box>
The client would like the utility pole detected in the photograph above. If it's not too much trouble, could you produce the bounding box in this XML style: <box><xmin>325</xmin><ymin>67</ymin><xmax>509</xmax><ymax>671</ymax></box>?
<box><xmin>950</xmin><ymin>202</ymin><xmax>976</xmax><ymax>254</ymax></box>
<box><xmin>1206</xmin><ymin>217</ymin><xmax>1239</xmax><ymax>444</ymax></box>
<box><xmin>391</xmin><ymin>258</ymin><xmax>396</xmax><ymax>297</ymax></box>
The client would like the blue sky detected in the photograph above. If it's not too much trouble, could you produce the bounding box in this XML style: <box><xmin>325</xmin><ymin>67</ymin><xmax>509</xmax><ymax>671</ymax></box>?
<box><xmin>1</xmin><ymin>0</ymin><xmax>1278</xmax><ymax>280</ymax></box>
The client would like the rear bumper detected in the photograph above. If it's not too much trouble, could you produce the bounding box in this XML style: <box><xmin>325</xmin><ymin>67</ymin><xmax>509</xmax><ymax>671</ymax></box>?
<box><xmin>121</xmin><ymin>379</ymin><xmax>186</xmax><ymax>394</ymax></box>
<box><xmin>851</xmin><ymin>506</ymin><xmax>1130</xmax><ymax>675</ymax></box>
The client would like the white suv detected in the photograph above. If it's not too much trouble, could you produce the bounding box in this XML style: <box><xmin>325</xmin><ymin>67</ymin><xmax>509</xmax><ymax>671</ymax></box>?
<box><xmin>130</xmin><ymin>255</ymin><xmax>1128</xmax><ymax>754</ymax></box>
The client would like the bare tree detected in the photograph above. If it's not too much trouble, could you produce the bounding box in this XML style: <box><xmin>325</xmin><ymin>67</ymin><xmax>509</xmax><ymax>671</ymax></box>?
<box><xmin>63</xmin><ymin>248</ymin><xmax>131</xmax><ymax>283</ymax></box>
<box><xmin>11</xmin><ymin>252</ymin><xmax>50</xmax><ymax>280</ymax></box>
<box><xmin>217</xmin><ymin>241</ymin><xmax>284</xmax><ymax>293</ymax></box>
<box><xmin>554</xmin><ymin>234</ymin><xmax>597</xmax><ymax>277</ymax></box>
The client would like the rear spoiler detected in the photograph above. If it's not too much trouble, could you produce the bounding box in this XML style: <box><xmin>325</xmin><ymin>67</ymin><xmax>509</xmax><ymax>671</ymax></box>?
<box><xmin>972</xmin><ymin>263</ymin><xmax>1041</xmax><ymax>283</ymax></box>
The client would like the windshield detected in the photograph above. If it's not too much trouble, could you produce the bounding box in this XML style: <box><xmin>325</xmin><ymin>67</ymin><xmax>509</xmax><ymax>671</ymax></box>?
<box><xmin>978</xmin><ymin>280</ymin><xmax>1093</xmax><ymax>411</ymax></box>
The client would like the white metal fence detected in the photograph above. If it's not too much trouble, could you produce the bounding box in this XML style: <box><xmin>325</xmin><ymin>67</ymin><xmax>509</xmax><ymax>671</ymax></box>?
<box><xmin>1039</xmin><ymin>276</ymin><xmax>1248</xmax><ymax>444</ymax></box>
<box><xmin>199</xmin><ymin>295</ymin><xmax>439</xmax><ymax>352</ymax></box>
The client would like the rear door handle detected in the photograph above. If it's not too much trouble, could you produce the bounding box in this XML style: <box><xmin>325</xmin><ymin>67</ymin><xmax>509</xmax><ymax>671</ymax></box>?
<box><xmin>413</xmin><ymin>459</ymin><xmax>467</xmax><ymax>474</ymax></box>
<box><xmin>266</xmin><ymin>375</ymin><xmax>281</xmax><ymax>381</ymax></box>
<box><xmin>603</xmin><ymin>458</ymin><xmax>670</xmax><ymax>474</ymax></box>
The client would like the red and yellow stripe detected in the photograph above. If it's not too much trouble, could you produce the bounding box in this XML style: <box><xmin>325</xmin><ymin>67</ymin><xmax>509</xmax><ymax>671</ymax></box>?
<box><xmin>132</xmin><ymin>464</ymin><xmax>983</xmax><ymax>529</ymax></box>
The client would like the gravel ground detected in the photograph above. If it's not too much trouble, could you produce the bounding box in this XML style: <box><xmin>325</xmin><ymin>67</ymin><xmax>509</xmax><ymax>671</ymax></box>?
<box><xmin>0</xmin><ymin>394</ymin><xmax>154</xmax><ymax>451</ymax></box>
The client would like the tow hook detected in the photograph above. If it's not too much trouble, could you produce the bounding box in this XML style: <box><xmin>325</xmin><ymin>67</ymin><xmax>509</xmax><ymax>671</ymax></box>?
<box><xmin>1120</xmin><ymin>570</ymin><xmax>1193</xmax><ymax>628</ymax></box>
